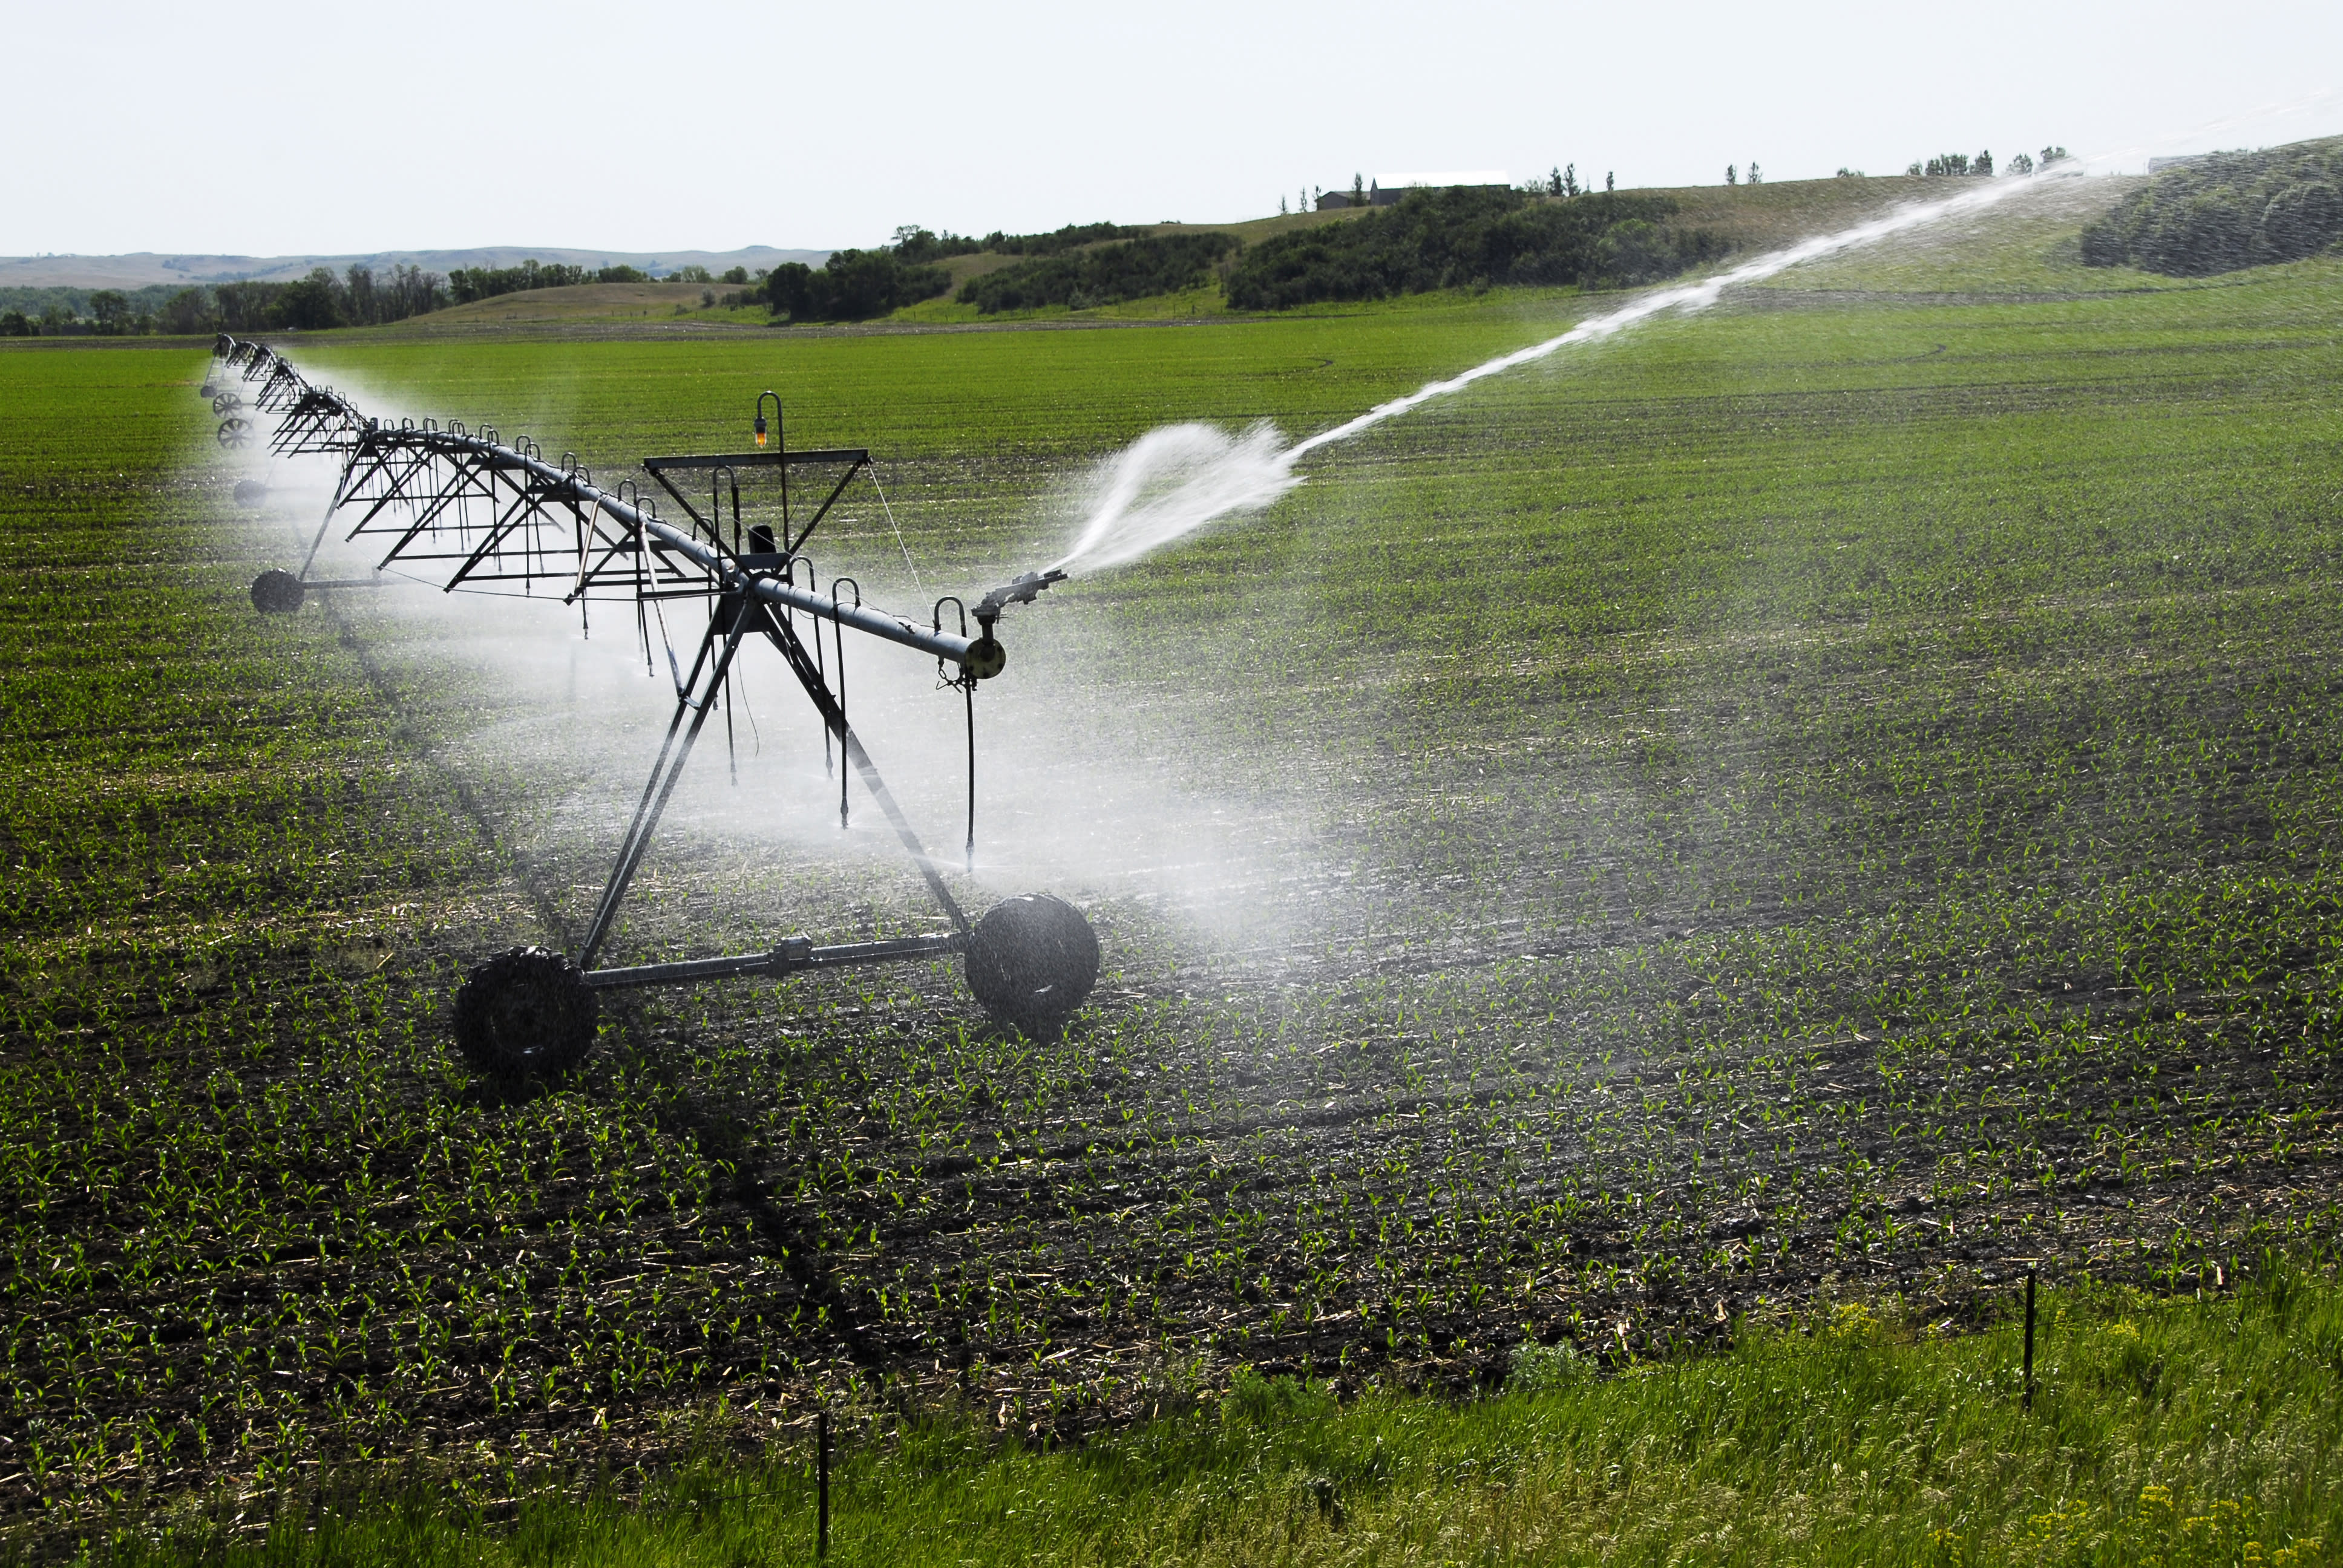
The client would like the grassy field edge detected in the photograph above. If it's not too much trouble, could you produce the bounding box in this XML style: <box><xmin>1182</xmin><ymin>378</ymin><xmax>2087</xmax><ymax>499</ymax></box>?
<box><xmin>70</xmin><ymin>1259</ymin><xmax>2343</xmax><ymax>1566</ymax></box>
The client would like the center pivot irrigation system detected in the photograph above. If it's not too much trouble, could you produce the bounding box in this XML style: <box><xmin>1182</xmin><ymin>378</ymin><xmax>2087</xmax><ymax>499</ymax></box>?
<box><xmin>202</xmin><ymin>336</ymin><xmax>1098</xmax><ymax>1075</ymax></box>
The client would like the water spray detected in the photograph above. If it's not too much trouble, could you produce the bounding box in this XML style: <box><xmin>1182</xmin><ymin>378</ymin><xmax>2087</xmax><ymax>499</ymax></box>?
<box><xmin>206</xmin><ymin>336</ymin><xmax>1092</xmax><ymax>1073</ymax></box>
<box><xmin>1049</xmin><ymin>173</ymin><xmax>2043</xmax><ymax>577</ymax></box>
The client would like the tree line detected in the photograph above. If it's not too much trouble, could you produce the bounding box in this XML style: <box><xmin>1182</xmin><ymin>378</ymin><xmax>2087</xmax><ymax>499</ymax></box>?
<box><xmin>0</xmin><ymin>264</ymin><xmax>453</xmax><ymax>336</ymax></box>
<box><xmin>0</xmin><ymin>283</ymin><xmax>179</xmax><ymax>336</ymax></box>
<box><xmin>446</xmin><ymin>259</ymin><xmax>668</xmax><ymax>302</ymax></box>
<box><xmin>0</xmin><ymin>256</ymin><xmax>773</xmax><ymax>336</ymax></box>
<box><xmin>1536</xmin><ymin>165</ymin><xmax>1615</xmax><ymax>198</ymax></box>
<box><xmin>1903</xmin><ymin>147</ymin><xmax>2066</xmax><ymax>178</ymax></box>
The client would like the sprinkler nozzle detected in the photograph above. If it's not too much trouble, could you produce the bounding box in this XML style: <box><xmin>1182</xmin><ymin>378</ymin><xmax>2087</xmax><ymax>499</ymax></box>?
<box><xmin>972</xmin><ymin>569</ymin><xmax>1066</xmax><ymax>631</ymax></box>
<box><xmin>960</xmin><ymin>570</ymin><xmax>1063</xmax><ymax>682</ymax></box>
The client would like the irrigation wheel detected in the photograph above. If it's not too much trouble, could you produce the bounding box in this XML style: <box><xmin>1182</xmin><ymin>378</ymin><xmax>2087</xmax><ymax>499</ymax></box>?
<box><xmin>216</xmin><ymin>416</ymin><xmax>254</xmax><ymax>449</ymax></box>
<box><xmin>211</xmin><ymin>392</ymin><xmax>243</xmax><ymax>415</ymax></box>
<box><xmin>451</xmin><ymin>946</ymin><xmax>599</xmax><ymax>1078</ymax></box>
<box><xmin>965</xmin><ymin>893</ymin><xmax>1099</xmax><ymax>1036</ymax></box>
<box><xmin>249</xmin><ymin>570</ymin><xmax>304</xmax><ymax>614</ymax></box>
<box><xmin>233</xmin><ymin>479</ymin><xmax>269</xmax><ymax>507</ymax></box>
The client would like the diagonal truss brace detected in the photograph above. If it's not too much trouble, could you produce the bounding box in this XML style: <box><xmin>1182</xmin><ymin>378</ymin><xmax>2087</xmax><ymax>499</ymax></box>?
<box><xmin>577</xmin><ymin>591</ymin><xmax>971</xmax><ymax>970</ymax></box>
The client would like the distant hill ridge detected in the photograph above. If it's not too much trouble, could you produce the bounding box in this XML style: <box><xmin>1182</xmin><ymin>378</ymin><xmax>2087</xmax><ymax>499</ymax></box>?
<box><xmin>0</xmin><ymin>246</ymin><xmax>835</xmax><ymax>290</ymax></box>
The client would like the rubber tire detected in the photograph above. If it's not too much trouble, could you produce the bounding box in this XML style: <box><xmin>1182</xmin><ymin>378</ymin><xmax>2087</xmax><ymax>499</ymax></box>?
<box><xmin>451</xmin><ymin>946</ymin><xmax>598</xmax><ymax>1078</ymax></box>
<box><xmin>250</xmin><ymin>569</ymin><xmax>304</xmax><ymax>614</ymax></box>
<box><xmin>965</xmin><ymin>893</ymin><xmax>1099</xmax><ymax>1036</ymax></box>
<box><xmin>234</xmin><ymin>479</ymin><xmax>269</xmax><ymax>507</ymax></box>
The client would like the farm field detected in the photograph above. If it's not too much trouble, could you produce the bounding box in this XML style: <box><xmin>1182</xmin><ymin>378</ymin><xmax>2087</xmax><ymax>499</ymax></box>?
<box><xmin>5</xmin><ymin>181</ymin><xmax>2343</xmax><ymax>1548</ymax></box>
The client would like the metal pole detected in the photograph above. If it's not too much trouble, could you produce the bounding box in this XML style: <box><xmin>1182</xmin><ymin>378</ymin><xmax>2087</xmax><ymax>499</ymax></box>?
<box><xmin>647</xmin><ymin>518</ymin><xmax>971</xmax><ymax>664</ymax></box>
<box><xmin>297</xmin><ymin>451</ymin><xmax>359</xmax><ymax>580</ymax></box>
<box><xmin>578</xmin><ymin>609</ymin><xmax>750</xmax><ymax>967</ymax></box>
<box><xmin>964</xmin><ymin>680</ymin><xmax>976</xmax><ymax>875</ymax></box>
<box><xmin>2022</xmin><ymin>1269</ymin><xmax>2037</xmax><ymax>1411</ymax></box>
<box><xmin>816</xmin><ymin>1409</ymin><xmax>830</xmax><ymax>1560</ymax></box>
<box><xmin>833</xmin><ymin>603</ymin><xmax>850</xmax><ymax>830</ymax></box>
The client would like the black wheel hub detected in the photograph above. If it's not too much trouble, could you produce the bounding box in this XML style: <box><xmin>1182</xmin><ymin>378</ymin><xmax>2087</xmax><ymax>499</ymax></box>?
<box><xmin>250</xmin><ymin>569</ymin><xmax>304</xmax><ymax>614</ymax></box>
<box><xmin>965</xmin><ymin>893</ymin><xmax>1099</xmax><ymax>1036</ymax></box>
<box><xmin>451</xmin><ymin>946</ymin><xmax>599</xmax><ymax>1078</ymax></box>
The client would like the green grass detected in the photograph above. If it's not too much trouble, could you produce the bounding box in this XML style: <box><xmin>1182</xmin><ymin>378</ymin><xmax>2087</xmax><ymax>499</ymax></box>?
<box><xmin>1751</xmin><ymin>174</ymin><xmax>2193</xmax><ymax>296</ymax></box>
<box><xmin>87</xmin><ymin>1267</ymin><xmax>2343</xmax><ymax>1565</ymax></box>
<box><xmin>5</xmin><ymin>186</ymin><xmax>2343</xmax><ymax>1551</ymax></box>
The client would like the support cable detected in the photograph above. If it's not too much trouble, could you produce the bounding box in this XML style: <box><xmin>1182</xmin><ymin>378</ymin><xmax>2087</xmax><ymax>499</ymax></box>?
<box><xmin>870</xmin><ymin>468</ymin><xmax>922</xmax><ymax>592</ymax></box>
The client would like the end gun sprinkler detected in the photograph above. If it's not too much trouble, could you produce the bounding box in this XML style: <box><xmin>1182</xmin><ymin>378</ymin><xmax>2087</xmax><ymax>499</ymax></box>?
<box><xmin>964</xmin><ymin>569</ymin><xmax>1067</xmax><ymax>679</ymax></box>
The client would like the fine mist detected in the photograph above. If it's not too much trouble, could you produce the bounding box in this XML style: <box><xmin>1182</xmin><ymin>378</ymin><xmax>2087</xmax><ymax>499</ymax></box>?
<box><xmin>210</xmin><ymin>394</ymin><xmax>1325</xmax><ymax>962</ymax></box>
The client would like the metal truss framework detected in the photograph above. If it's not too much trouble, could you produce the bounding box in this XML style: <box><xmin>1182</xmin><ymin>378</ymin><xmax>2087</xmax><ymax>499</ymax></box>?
<box><xmin>202</xmin><ymin>336</ymin><xmax>1082</xmax><ymax>1032</ymax></box>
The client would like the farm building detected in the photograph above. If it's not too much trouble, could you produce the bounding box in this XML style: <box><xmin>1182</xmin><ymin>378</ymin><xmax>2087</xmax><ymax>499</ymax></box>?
<box><xmin>1321</xmin><ymin>172</ymin><xmax>1512</xmax><ymax>209</ymax></box>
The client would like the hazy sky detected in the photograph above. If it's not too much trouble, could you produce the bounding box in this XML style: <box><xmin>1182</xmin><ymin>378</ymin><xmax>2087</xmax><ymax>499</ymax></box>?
<box><xmin>5</xmin><ymin>0</ymin><xmax>2337</xmax><ymax>258</ymax></box>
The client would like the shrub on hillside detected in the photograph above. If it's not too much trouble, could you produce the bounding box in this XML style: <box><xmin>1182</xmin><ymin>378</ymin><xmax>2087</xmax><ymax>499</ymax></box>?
<box><xmin>764</xmin><ymin>250</ymin><xmax>951</xmax><ymax>322</ymax></box>
<box><xmin>983</xmin><ymin>222</ymin><xmax>1148</xmax><ymax>257</ymax></box>
<box><xmin>2082</xmin><ymin>137</ymin><xmax>2343</xmax><ymax>275</ymax></box>
<box><xmin>1224</xmin><ymin>186</ymin><xmax>1725</xmax><ymax>310</ymax></box>
<box><xmin>957</xmin><ymin>232</ymin><xmax>1239</xmax><ymax>313</ymax></box>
